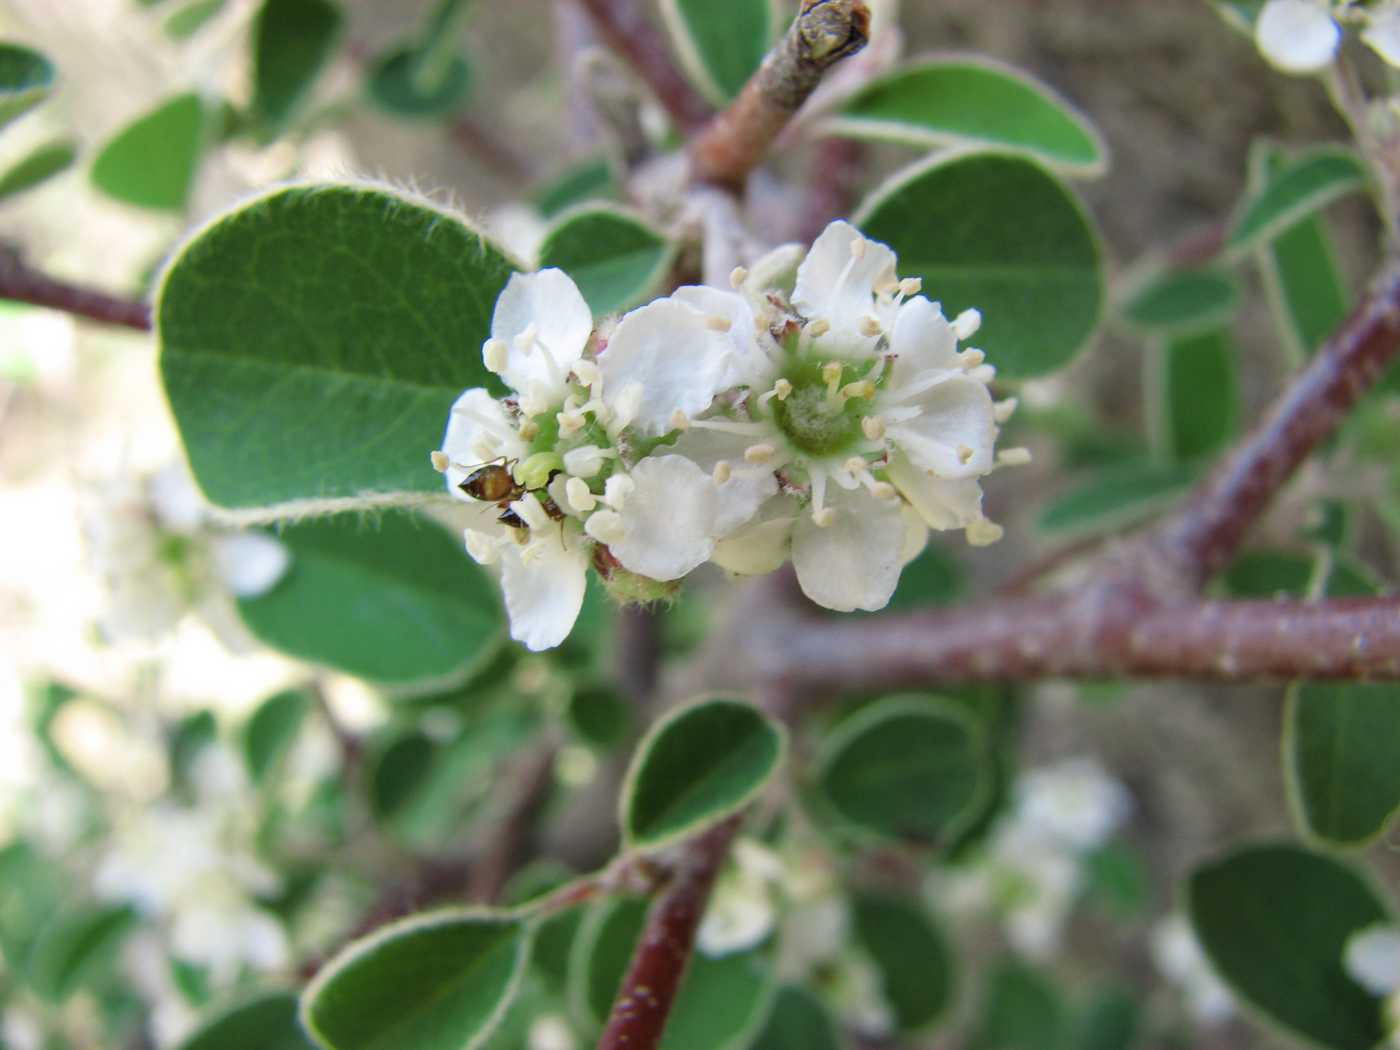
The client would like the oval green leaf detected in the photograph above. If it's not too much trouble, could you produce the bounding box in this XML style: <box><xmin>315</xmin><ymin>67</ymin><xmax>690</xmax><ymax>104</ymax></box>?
<box><xmin>1187</xmin><ymin>843</ymin><xmax>1393</xmax><ymax>1050</ymax></box>
<box><xmin>538</xmin><ymin>205</ymin><xmax>674</xmax><ymax>315</ymax></box>
<box><xmin>1120</xmin><ymin>268</ymin><xmax>1240</xmax><ymax>335</ymax></box>
<box><xmin>1036</xmin><ymin>461</ymin><xmax>1194</xmax><ymax>537</ymax></box>
<box><xmin>856</xmin><ymin>150</ymin><xmax>1104</xmax><ymax>378</ymax></box>
<box><xmin>302</xmin><ymin>910</ymin><xmax>530</xmax><ymax>1050</ymax></box>
<box><xmin>973</xmin><ymin>961</ymin><xmax>1067</xmax><ymax>1050</ymax></box>
<box><xmin>827</xmin><ymin>57</ymin><xmax>1107</xmax><ymax>176</ymax></box>
<box><xmin>750</xmin><ymin>985</ymin><xmax>842</xmax><ymax>1050</ymax></box>
<box><xmin>251</xmin><ymin>0</ymin><xmax>345</xmax><ymax>135</ymax></box>
<box><xmin>1153</xmin><ymin>327</ymin><xmax>1240</xmax><ymax>463</ymax></box>
<box><xmin>0</xmin><ymin>43</ymin><xmax>55</xmax><ymax>131</ymax></box>
<box><xmin>1226</xmin><ymin>148</ymin><xmax>1370</xmax><ymax>256</ymax></box>
<box><xmin>366</xmin><ymin>45</ymin><xmax>471</xmax><ymax>119</ymax></box>
<box><xmin>817</xmin><ymin>696</ymin><xmax>986</xmax><ymax>846</ymax></box>
<box><xmin>235</xmin><ymin>510</ymin><xmax>503</xmax><ymax>687</ymax></box>
<box><xmin>157</xmin><ymin>183</ymin><xmax>517</xmax><ymax>510</ymax></box>
<box><xmin>0</xmin><ymin>138</ymin><xmax>75</xmax><ymax>201</ymax></box>
<box><xmin>534</xmin><ymin>157</ymin><xmax>619</xmax><ymax>218</ymax></box>
<box><xmin>176</xmin><ymin>992</ymin><xmax>317</xmax><ymax>1050</ymax></box>
<box><xmin>621</xmin><ymin>698</ymin><xmax>784</xmax><ymax>851</ymax></box>
<box><xmin>242</xmin><ymin>689</ymin><xmax>311</xmax><ymax>785</ymax></box>
<box><xmin>660</xmin><ymin>0</ymin><xmax>775</xmax><ymax>105</ymax></box>
<box><xmin>92</xmin><ymin>93</ymin><xmax>208</xmax><ymax>213</ymax></box>
<box><xmin>28</xmin><ymin>904</ymin><xmax>137</xmax><ymax>1003</ymax></box>
<box><xmin>852</xmin><ymin>893</ymin><xmax>954</xmax><ymax>1034</ymax></box>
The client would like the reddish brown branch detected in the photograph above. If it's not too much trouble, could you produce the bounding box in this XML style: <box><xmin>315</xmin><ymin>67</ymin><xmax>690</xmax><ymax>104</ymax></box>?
<box><xmin>466</xmin><ymin>745</ymin><xmax>558</xmax><ymax>904</ymax></box>
<box><xmin>691</xmin><ymin>0</ymin><xmax>870</xmax><ymax>190</ymax></box>
<box><xmin>597</xmin><ymin>816</ymin><xmax>741</xmax><ymax>1050</ymax></box>
<box><xmin>0</xmin><ymin>247</ymin><xmax>150</xmax><ymax>331</ymax></box>
<box><xmin>570</xmin><ymin>0</ymin><xmax>712</xmax><ymax>132</ymax></box>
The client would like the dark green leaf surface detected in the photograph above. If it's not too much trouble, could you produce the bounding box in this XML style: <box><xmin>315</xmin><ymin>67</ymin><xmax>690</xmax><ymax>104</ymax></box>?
<box><xmin>660</xmin><ymin>0</ymin><xmax>773</xmax><ymax>104</ymax></box>
<box><xmin>750</xmin><ymin>985</ymin><xmax>842</xmax><ymax>1050</ymax></box>
<box><xmin>534</xmin><ymin>158</ymin><xmax>618</xmax><ymax>218</ymax></box>
<box><xmin>157</xmin><ymin>183</ymin><xmax>517</xmax><ymax>509</ymax></box>
<box><xmin>1222</xmin><ymin>549</ymin><xmax>1316</xmax><ymax>598</ymax></box>
<box><xmin>91</xmin><ymin>93</ymin><xmax>207</xmax><ymax>212</ymax></box>
<box><xmin>885</xmin><ymin>542</ymin><xmax>965</xmax><ymax>610</ymax></box>
<box><xmin>0</xmin><ymin>138</ymin><xmax>75</xmax><ymax>201</ymax></box>
<box><xmin>251</xmin><ymin>0</ymin><xmax>345</xmax><ymax>134</ymax></box>
<box><xmin>28</xmin><ymin>905</ymin><xmax>137</xmax><ymax>1003</ymax></box>
<box><xmin>176</xmin><ymin>992</ymin><xmax>317</xmax><ymax>1050</ymax></box>
<box><xmin>368</xmin><ymin>728</ymin><xmax>438</xmax><ymax>822</ymax></box>
<box><xmin>857</xmin><ymin>151</ymin><xmax>1104</xmax><ymax>378</ymax></box>
<box><xmin>1155</xmin><ymin>328</ymin><xmax>1240</xmax><ymax>462</ymax></box>
<box><xmin>366</xmin><ymin>45</ymin><xmax>471</xmax><ymax>118</ymax></box>
<box><xmin>538</xmin><ymin>206</ymin><xmax>673</xmax><ymax>314</ymax></box>
<box><xmin>1071</xmin><ymin>986</ymin><xmax>1141</xmax><ymax>1050</ymax></box>
<box><xmin>852</xmin><ymin>893</ymin><xmax>954</xmax><ymax>1033</ymax></box>
<box><xmin>1120</xmin><ymin>269</ymin><xmax>1239</xmax><ymax>335</ymax></box>
<box><xmin>972</xmin><ymin>962</ymin><xmax>1066</xmax><ymax>1050</ymax></box>
<box><xmin>235</xmin><ymin>510</ymin><xmax>502</xmax><ymax>687</ymax></box>
<box><xmin>0</xmin><ymin>43</ymin><xmax>55</xmax><ymax>131</ymax></box>
<box><xmin>1036</xmin><ymin>462</ymin><xmax>1193</xmax><ymax>537</ymax></box>
<box><xmin>830</xmin><ymin>59</ymin><xmax>1106</xmax><ymax>175</ymax></box>
<box><xmin>302</xmin><ymin>911</ymin><xmax>529</xmax><ymax>1050</ymax></box>
<box><xmin>1187</xmin><ymin>844</ymin><xmax>1391</xmax><ymax>1050</ymax></box>
<box><xmin>242</xmin><ymin>689</ymin><xmax>311</xmax><ymax>785</ymax></box>
<box><xmin>818</xmin><ymin>696</ymin><xmax>986</xmax><ymax>846</ymax></box>
<box><xmin>1227</xmin><ymin>148</ymin><xmax>1369</xmax><ymax>255</ymax></box>
<box><xmin>621</xmin><ymin>698</ymin><xmax>784</xmax><ymax>850</ymax></box>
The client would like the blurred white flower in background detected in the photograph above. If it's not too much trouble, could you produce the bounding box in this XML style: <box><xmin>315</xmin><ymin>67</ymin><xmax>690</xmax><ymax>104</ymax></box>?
<box><xmin>1344</xmin><ymin>924</ymin><xmax>1400</xmax><ymax>1046</ymax></box>
<box><xmin>697</xmin><ymin>837</ymin><xmax>784</xmax><ymax>957</ymax></box>
<box><xmin>1151</xmin><ymin>915</ymin><xmax>1236</xmax><ymax>1026</ymax></box>
<box><xmin>1254</xmin><ymin>0</ymin><xmax>1400</xmax><ymax>74</ymax></box>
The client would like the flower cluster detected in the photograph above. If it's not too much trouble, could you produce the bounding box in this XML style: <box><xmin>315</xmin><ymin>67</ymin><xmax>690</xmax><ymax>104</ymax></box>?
<box><xmin>436</xmin><ymin>221</ymin><xmax>1016</xmax><ymax>650</ymax></box>
<box><xmin>1255</xmin><ymin>0</ymin><xmax>1400</xmax><ymax>74</ymax></box>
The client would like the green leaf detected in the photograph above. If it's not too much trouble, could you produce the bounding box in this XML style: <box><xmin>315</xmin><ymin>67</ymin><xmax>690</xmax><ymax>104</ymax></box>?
<box><xmin>852</xmin><ymin>893</ymin><xmax>954</xmax><ymax>1034</ymax></box>
<box><xmin>242</xmin><ymin>689</ymin><xmax>311</xmax><ymax>785</ymax></box>
<box><xmin>235</xmin><ymin>510</ymin><xmax>503</xmax><ymax>687</ymax></box>
<box><xmin>0</xmin><ymin>43</ymin><xmax>56</xmax><ymax>131</ymax></box>
<box><xmin>1119</xmin><ymin>268</ymin><xmax>1239</xmax><ymax>336</ymax></box>
<box><xmin>620</xmin><ymin>697</ymin><xmax>785</xmax><ymax>850</ymax></box>
<box><xmin>534</xmin><ymin>157</ymin><xmax>618</xmax><ymax>218</ymax></box>
<box><xmin>1187</xmin><ymin>843</ymin><xmax>1393</xmax><ymax>1050</ymax></box>
<box><xmin>251</xmin><ymin>0</ymin><xmax>345</xmax><ymax>135</ymax></box>
<box><xmin>659</xmin><ymin>0</ymin><xmax>775</xmax><ymax>105</ymax></box>
<box><xmin>165</xmin><ymin>0</ymin><xmax>228</xmax><ymax>39</ymax></box>
<box><xmin>972</xmin><ymin>961</ymin><xmax>1066</xmax><ymax>1050</ymax></box>
<box><xmin>1250</xmin><ymin>142</ymin><xmax>1351</xmax><ymax>362</ymax></box>
<box><xmin>827</xmin><ymin>58</ymin><xmax>1107</xmax><ymax>176</ymax></box>
<box><xmin>570</xmin><ymin>895</ymin><xmax>648</xmax><ymax>1028</ymax></box>
<box><xmin>366</xmin><ymin>0</ymin><xmax>472</xmax><ymax>119</ymax></box>
<box><xmin>1221</xmin><ymin>549</ymin><xmax>1315</xmax><ymax>598</ymax></box>
<box><xmin>884</xmin><ymin>542</ymin><xmax>965</xmax><ymax>611</ymax></box>
<box><xmin>0</xmin><ymin>138</ymin><xmax>75</xmax><ymax>201</ymax></box>
<box><xmin>157</xmin><ymin>183</ymin><xmax>518</xmax><ymax>510</ymax></box>
<box><xmin>1152</xmin><ymin>327</ymin><xmax>1240</xmax><ymax>462</ymax></box>
<box><xmin>565</xmin><ymin>683</ymin><xmax>630</xmax><ymax>750</ymax></box>
<box><xmin>91</xmin><ymin>93</ymin><xmax>208</xmax><ymax>212</ymax></box>
<box><xmin>368</xmin><ymin>727</ymin><xmax>438</xmax><ymax>823</ymax></box>
<box><xmin>28</xmin><ymin>905</ymin><xmax>137</xmax><ymax>1003</ymax></box>
<box><xmin>856</xmin><ymin>150</ymin><xmax>1104</xmax><ymax>378</ymax></box>
<box><xmin>817</xmin><ymin>695</ymin><xmax>987</xmax><ymax>846</ymax></box>
<box><xmin>750</xmin><ymin>985</ymin><xmax>842</xmax><ymax>1050</ymax></box>
<box><xmin>1214</xmin><ymin>0</ymin><xmax>1264</xmax><ymax>30</ymax></box>
<box><xmin>1071</xmin><ymin>985</ymin><xmax>1141</xmax><ymax>1050</ymax></box>
<box><xmin>176</xmin><ymin>992</ymin><xmax>317</xmax><ymax>1050</ymax></box>
<box><xmin>1226</xmin><ymin>148</ymin><xmax>1370</xmax><ymax>256</ymax></box>
<box><xmin>537</xmin><ymin>205</ymin><xmax>674</xmax><ymax>314</ymax></box>
<box><xmin>1036</xmin><ymin>462</ymin><xmax>1193</xmax><ymax>537</ymax></box>
<box><xmin>302</xmin><ymin>910</ymin><xmax>530</xmax><ymax>1050</ymax></box>
<box><xmin>1082</xmin><ymin>840</ymin><xmax>1149</xmax><ymax>921</ymax></box>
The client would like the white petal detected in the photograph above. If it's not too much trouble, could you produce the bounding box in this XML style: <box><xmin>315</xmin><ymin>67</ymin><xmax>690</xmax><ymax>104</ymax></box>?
<box><xmin>1364</xmin><ymin>10</ymin><xmax>1400</xmax><ymax>67</ymax></box>
<box><xmin>210</xmin><ymin>532</ymin><xmax>290</xmax><ymax>597</ymax></box>
<box><xmin>792</xmin><ymin>489</ymin><xmax>904</xmax><ymax>612</ymax></box>
<box><xmin>792</xmin><ymin>221</ymin><xmax>897</xmax><ymax>350</ymax></box>
<box><xmin>671</xmin><ymin>285</ymin><xmax>777</xmax><ymax>390</ymax></box>
<box><xmin>885</xmin><ymin>374</ymin><xmax>997</xmax><ymax>479</ymax></box>
<box><xmin>1344</xmin><ymin>925</ymin><xmax>1400</xmax><ymax>997</ymax></box>
<box><xmin>888</xmin><ymin>296</ymin><xmax>961</xmax><ymax>387</ymax></box>
<box><xmin>900</xmin><ymin>503</ymin><xmax>929</xmax><ymax>565</ymax></box>
<box><xmin>1256</xmin><ymin>0</ymin><xmax>1341</xmax><ymax>74</ymax></box>
<box><xmin>599</xmin><ymin>299</ymin><xmax>734</xmax><ymax>435</ymax></box>
<box><xmin>147</xmin><ymin>465</ymin><xmax>206</xmax><ymax>534</ymax></box>
<box><xmin>669</xmin><ymin>427</ymin><xmax>779</xmax><ymax>536</ymax></box>
<box><xmin>711</xmin><ymin>498</ymin><xmax>795</xmax><ymax>575</ymax></box>
<box><xmin>441</xmin><ymin>388</ymin><xmax>526</xmax><ymax>495</ymax></box>
<box><xmin>492</xmin><ymin>269</ymin><xmax>593</xmax><ymax>402</ymax></box>
<box><xmin>886</xmin><ymin>453</ymin><xmax>984</xmax><ymax>529</ymax></box>
<box><xmin>608</xmin><ymin>456</ymin><xmax>718</xmax><ymax>581</ymax></box>
<box><xmin>498</xmin><ymin>531</ymin><xmax>589</xmax><ymax>651</ymax></box>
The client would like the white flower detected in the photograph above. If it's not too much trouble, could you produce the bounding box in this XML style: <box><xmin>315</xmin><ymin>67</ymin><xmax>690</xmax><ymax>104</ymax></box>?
<box><xmin>489</xmin><ymin>268</ymin><xmax>593</xmax><ymax>414</ymax></box>
<box><xmin>1364</xmin><ymin>6</ymin><xmax>1400</xmax><ymax>66</ymax></box>
<box><xmin>1256</xmin><ymin>0</ymin><xmax>1342</xmax><ymax>73</ymax></box>
<box><xmin>792</xmin><ymin>220</ymin><xmax>899</xmax><ymax>357</ymax></box>
<box><xmin>529</xmin><ymin>1016</ymin><xmax>577</xmax><ymax>1050</ymax></box>
<box><xmin>1343</xmin><ymin>921</ymin><xmax>1400</xmax><ymax>1044</ymax></box>
<box><xmin>697</xmin><ymin>838</ymin><xmax>782</xmax><ymax>957</ymax></box>
<box><xmin>1014</xmin><ymin>757</ymin><xmax>1132</xmax><ymax>851</ymax></box>
<box><xmin>1151</xmin><ymin>915</ymin><xmax>1236</xmax><ymax>1026</ymax></box>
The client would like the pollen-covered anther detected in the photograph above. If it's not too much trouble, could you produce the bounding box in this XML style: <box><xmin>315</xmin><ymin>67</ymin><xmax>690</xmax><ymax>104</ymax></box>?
<box><xmin>565</xmin><ymin>476</ymin><xmax>597</xmax><ymax>513</ymax></box>
<box><xmin>430</xmin><ymin>450</ymin><xmax>450</xmax><ymax>473</ymax></box>
<box><xmin>518</xmin><ymin>419</ymin><xmax>540</xmax><ymax>442</ymax></box>
<box><xmin>994</xmin><ymin>397</ymin><xmax>1019</xmax><ymax>424</ymax></box>
<box><xmin>557</xmin><ymin>410</ymin><xmax>586</xmax><ymax>437</ymax></box>
<box><xmin>774</xmin><ymin>378</ymin><xmax>793</xmax><ymax>400</ymax></box>
<box><xmin>959</xmin><ymin>349</ymin><xmax>986</xmax><ymax>370</ymax></box>
<box><xmin>706</xmin><ymin>315</ymin><xmax>733</xmax><ymax>333</ymax></box>
<box><xmin>483</xmin><ymin>338</ymin><xmax>509</xmax><ymax>374</ymax></box>
<box><xmin>957</xmin><ymin>444</ymin><xmax>975</xmax><ymax>465</ymax></box>
<box><xmin>745</xmin><ymin>443</ymin><xmax>777</xmax><ymax>464</ymax></box>
<box><xmin>585</xmin><ymin>509</ymin><xmax>625</xmax><ymax>545</ymax></box>
<box><xmin>870</xmin><ymin>481</ymin><xmax>898</xmax><ymax>500</ymax></box>
<box><xmin>812</xmin><ymin>506</ymin><xmax>836</xmax><ymax>527</ymax></box>
<box><xmin>953</xmin><ymin>308</ymin><xmax>983</xmax><ymax>341</ymax></box>
<box><xmin>898</xmin><ymin>277</ymin><xmax>922</xmax><ymax>298</ymax></box>
<box><xmin>730</xmin><ymin>266</ymin><xmax>749</xmax><ymax>289</ymax></box>
<box><xmin>843</xmin><ymin>456</ymin><xmax>868</xmax><ymax>476</ymax></box>
<box><xmin>671</xmin><ymin>408</ymin><xmax>691</xmax><ymax>431</ymax></box>
<box><xmin>713</xmin><ymin>460</ymin><xmax>732</xmax><ymax>484</ymax></box>
<box><xmin>862</xmin><ymin>415</ymin><xmax>886</xmax><ymax>441</ymax></box>
<box><xmin>807</xmin><ymin>319</ymin><xmax>831</xmax><ymax>338</ymax></box>
<box><xmin>841</xmin><ymin>379</ymin><xmax>876</xmax><ymax>401</ymax></box>
<box><xmin>966</xmin><ymin>518</ymin><xmax>1004</xmax><ymax>546</ymax></box>
<box><xmin>849</xmin><ymin>237</ymin><xmax>867</xmax><ymax>260</ymax></box>
<box><xmin>572</xmin><ymin>359</ymin><xmax>600</xmax><ymax>388</ymax></box>
<box><xmin>998</xmin><ymin>447</ymin><xmax>1033</xmax><ymax>467</ymax></box>
<box><xmin>604</xmin><ymin>474</ymin><xmax>635</xmax><ymax>510</ymax></box>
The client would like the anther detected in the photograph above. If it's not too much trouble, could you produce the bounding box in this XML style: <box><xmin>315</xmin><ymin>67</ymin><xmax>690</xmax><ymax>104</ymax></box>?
<box><xmin>566</xmin><ymin>476</ymin><xmax>597</xmax><ymax>513</ymax></box>
<box><xmin>729</xmin><ymin>266</ymin><xmax>749</xmax><ymax>289</ymax></box>
<box><xmin>807</xmin><ymin>319</ymin><xmax>831</xmax><ymax>338</ymax></box>
<box><xmin>482</xmin><ymin>338</ymin><xmax>508</xmax><ymax>373</ymax></box>
<box><xmin>841</xmin><ymin>379</ymin><xmax>876</xmax><ymax>400</ymax></box>
<box><xmin>849</xmin><ymin>237</ymin><xmax>867</xmax><ymax>260</ymax></box>
<box><xmin>812</xmin><ymin>507</ymin><xmax>836</xmax><ymax>527</ymax></box>
<box><xmin>670</xmin><ymin>408</ymin><xmax>691</xmax><ymax>431</ymax></box>
<box><xmin>712</xmin><ymin>460</ymin><xmax>732</xmax><ymax>484</ymax></box>
<box><xmin>430</xmin><ymin>450</ymin><xmax>450</xmax><ymax>473</ymax></box>
<box><xmin>862</xmin><ymin>415</ymin><xmax>886</xmax><ymax>441</ymax></box>
<box><xmin>993</xmin><ymin>397</ymin><xmax>1019</xmax><ymax>424</ymax></box>
<box><xmin>706</xmin><ymin>315</ymin><xmax>733</xmax><ymax>333</ymax></box>
<box><xmin>518</xmin><ymin>419</ymin><xmax>539</xmax><ymax>441</ymax></box>
<box><xmin>745</xmin><ymin>443</ymin><xmax>776</xmax><ymax>464</ymax></box>
<box><xmin>573</xmin><ymin>359</ymin><xmax>600</xmax><ymax>387</ymax></box>
<box><xmin>774</xmin><ymin>378</ymin><xmax>793</xmax><ymax>401</ymax></box>
<box><xmin>844</xmin><ymin>456</ymin><xmax>868</xmax><ymax>476</ymax></box>
<box><xmin>966</xmin><ymin>518</ymin><xmax>1004</xmax><ymax>547</ymax></box>
<box><xmin>959</xmin><ymin>349</ymin><xmax>986</xmax><ymax>369</ymax></box>
<box><xmin>859</xmin><ymin>316</ymin><xmax>883</xmax><ymax>337</ymax></box>
<box><xmin>998</xmin><ymin>447</ymin><xmax>1033</xmax><ymax>466</ymax></box>
<box><xmin>957</xmin><ymin>444</ymin><xmax>974</xmax><ymax>464</ymax></box>
<box><xmin>557</xmin><ymin>411</ymin><xmax>586</xmax><ymax>437</ymax></box>
<box><xmin>898</xmin><ymin>277</ymin><xmax>922</xmax><ymax>297</ymax></box>
<box><xmin>953</xmin><ymin>308</ymin><xmax>982</xmax><ymax>341</ymax></box>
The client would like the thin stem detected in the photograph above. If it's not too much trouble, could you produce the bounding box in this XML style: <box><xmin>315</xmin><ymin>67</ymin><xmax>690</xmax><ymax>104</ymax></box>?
<box><xmin>448</xmin><ymin>115</ymin><xmax>533</xmax><ymax>182</ymax></box>
<box><xmin>466</xmin><ymin>744</ymin><xmax>559</xmax><ymax>904</ymax></box>
<box><xmin>569</xmin><ymin>0</ymin><xmax>712</xmax><ymax>132</ymax></box>
<box><xmin>0</xmin><ymin>247</ymin><xmax>150</xmax><ymax>331</ymax></box>
<box><xmin>691</xmin><ymin>0</ymin><xmax>871</xmax><ymax>190</ymax></box>
<box><xmin>596</xmin><ymin>816</ymin><xmax>741</xmax><ymax>1050</ymax></box>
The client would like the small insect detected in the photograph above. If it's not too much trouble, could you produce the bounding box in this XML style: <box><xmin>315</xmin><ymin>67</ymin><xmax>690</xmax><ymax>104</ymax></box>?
<box><xmin>458</xmin><ymin>458</ymin><xmax>565</xmax><ymax>531</ymax></box>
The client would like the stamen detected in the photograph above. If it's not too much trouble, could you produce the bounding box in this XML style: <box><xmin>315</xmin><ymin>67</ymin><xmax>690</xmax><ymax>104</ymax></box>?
<box><xmin>998</xmin><ymin>447</ymin><xmax>1033</xmax><ymax>466</ymax></box>
<box><xmin>841</xmin><ymin>379</ymin><xmax>876</xmax><ymax>401</ymax></box>
<box><xmin>898</xmin><ymin>277</ymin><xmax>922</xmax><ymax>298</ymax></box>
<box><xmin>859</xmin><ymin>315</ymin><xmax>883</xmax><ymax>338</ymax></box>
<box><xmin>812</xmin><ymin>507</ymin><xmax>836</xmax><ymax>527</ymax></box>
<box><xmin>862</xmin><ymin>415</ymin><xmax>886</xmax><ymax>441</ymax></box>
<box><xmin>729</xmin><ymin>266</ymin><xmax>749</xmax><ymax>289</ymax></box>
<box><xmin>774</xmin><ymin>378</ymin><xmax>793</xmax><ymax>401</ymax></box>
<box><xmin>953</xmin><ymin>308</ymin><xmax>983</xmax><ymax>341</ymax></box>
<box><xmin>612</xmin><ymin>383</ymin><xmax>643</xmax><ymax>430</ymax></box>
<box><xmin>573</xmin><ymin>359</ymin><xmax>600</xmax><ymax>388</ymax></box>
<box><xmin>994</xmin><ymin>397</ymin><xmax>1019</xmax><ymax>424</ymax></box>
<box><xmin>557</xmin><ymin>410</ymin><xmax>586</xmax><ymax>437</ymax></box>
<box><xmin>745</xmin><ymin>443</ymin><xmax>777</xmax><ymax>464</ymax></box>
<box><xmin>585</xmin><ymin>509</ymin><xmax>625</xmax><ymax>545</ymax></box>
<box><xmin>565</xmin><ymin>476</ymin><xmax>597</xmax><ymax>513</ymax></box>
<box><xmin>807</xmin><ymin>319</ymin><xmax>831</xmax><ymax>338</ymax></box>
<box><xmin>518</xmin><ymin>419</ymin><xmax>539</xmax><ymax>441</ymax></box>
<box><xmin>689</xmin><ymin>418</ymin><xmax>770</xmax><ymax>437</ymax></box>
<box><xmin>604</xmin><ymin>474</ymin><xmax>635</xmax><ymax>510</ymax></box>
<box><xmin>822</xmin><ymin>361</ymin><xmax>844</xmax><ymax>404</ymax></box>
<box><xmin>966</xmin><ymin>518</ymin><xmax>1004</xmax><ymax>547</ymax></box>
<box><xmin>563</xmin><ymin>445</ymin><xmax>614</xmax><ymax>478</ymax></box>
<box><xmin>849</xmin><ymin>237</ymin><xmax>867</xmax><ymax>260</ymax></box>
<box><xmin>430</xmin><ymin>450</ymin><xmax>450</xmax><ymax>473</ymax></box>
<box><xmin>959</xmin><ymin>348</ymin><xmax>986</xmax><ymax>370</ymax></box>
<box><xmin>706</xmin><ymin>315</ymin><xmax>733</xmax><ymax>333</ymax></box>
<box><xmin>670</xmin><ymin>408</ymin><xmax>691</xmax><ymax>431</ymax></box>
<box><xmin>482</xmin><ymin>338</ymin><xmax>508</xmax><ymax>374</ymax></box>
<box><xmin>712</xmin><ymin>460</ymin><xmax>732</xmax><ymax>484</ymax></box>
<box><xmin>843</xmin><ymin>456</ymin><xmax>868</xmax><ymax>476</ymax></box>
<box><xmin>957</xmin><ymin>444</ymin><xmax>975</xmax><ymax>465</ymax></box>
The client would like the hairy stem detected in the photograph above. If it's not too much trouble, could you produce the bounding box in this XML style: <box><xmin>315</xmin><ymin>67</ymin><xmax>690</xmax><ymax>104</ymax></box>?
<box><xmin>0</xmin><ymin>247</ymin><xmax>150</xmax><ymax>331</ymax></box>
<box><xmin>691</xmin><ymin>0</ymin><xmax>871</xmax><ymax>189</ymax></box>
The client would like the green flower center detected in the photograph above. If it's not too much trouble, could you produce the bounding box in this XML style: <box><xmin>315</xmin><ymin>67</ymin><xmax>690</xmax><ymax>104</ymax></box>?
<box><xmin>769</xmin><ymin>357</ymin><xmax>877</xmax><ymax>457</ymax></box>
